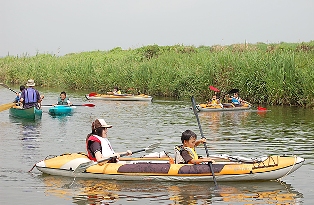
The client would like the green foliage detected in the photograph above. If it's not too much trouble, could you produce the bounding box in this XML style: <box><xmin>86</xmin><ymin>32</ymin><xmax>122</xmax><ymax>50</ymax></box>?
<box><xmin>1</xmin><ymin>41</ymin><xmax>314</xmax><ymax>106</ymax></box>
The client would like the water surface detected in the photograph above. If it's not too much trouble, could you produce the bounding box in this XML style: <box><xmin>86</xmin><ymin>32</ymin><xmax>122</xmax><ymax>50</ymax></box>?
<box><xmin>0</xmin><ymin>87</ymin><xmax>313</xmax><ymax>204</ymax></box>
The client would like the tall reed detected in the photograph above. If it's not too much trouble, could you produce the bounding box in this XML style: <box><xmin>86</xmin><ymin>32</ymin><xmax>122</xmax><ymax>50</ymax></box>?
<box><xmin>0</xmin><ymin>42</ymin><xmax>313</xmax><ymax>106</ymax></box>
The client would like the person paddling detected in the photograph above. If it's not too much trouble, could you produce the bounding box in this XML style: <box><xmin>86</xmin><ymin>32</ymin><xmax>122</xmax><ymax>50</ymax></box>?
<box><xmin>53</xmin><ymin>91</ymin><xmax>72</xmax><ymax>106</ymax></box>
<box><xmin>14</xmin><ymin>85</ymin><xmax>25</xmax><ymax>103</ymax></box>
<box><xmin>19</xmin><ymin>79</ymin><xmax>44</xmax><ymax>109</ymax></box>
<box><xmin>174</xmin><ymin>130</ymin><xmax>215</xmax><ymax>164</ymax></box>
<box><xmin>86</xmin><ymin>119</ymin><xmax>132</xmax><ymax>163</ymax></box>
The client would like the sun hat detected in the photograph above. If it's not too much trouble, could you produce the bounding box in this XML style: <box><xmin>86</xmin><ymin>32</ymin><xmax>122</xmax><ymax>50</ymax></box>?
<box><xmin>92</xmin><ymin>119</ymin><xmax>112</xmax><ymax>130</ymax></box>
<box><xmin>26</xmin><ymin>79</ymin><xmax>36</xmax><ymax>86</ymax></box>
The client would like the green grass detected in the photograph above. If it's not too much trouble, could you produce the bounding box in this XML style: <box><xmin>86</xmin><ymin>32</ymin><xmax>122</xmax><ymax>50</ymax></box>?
<box><xmin>1</xmin><ymin>41</ymin><xmax>314</xmax><ymax>106</ymax></box>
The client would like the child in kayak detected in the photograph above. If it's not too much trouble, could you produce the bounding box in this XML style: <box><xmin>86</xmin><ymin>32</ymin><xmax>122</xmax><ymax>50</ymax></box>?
<box><xmin>175</xmin><ymin>130</ymin><xmax>215</xmax><ymax>164</ymax></box>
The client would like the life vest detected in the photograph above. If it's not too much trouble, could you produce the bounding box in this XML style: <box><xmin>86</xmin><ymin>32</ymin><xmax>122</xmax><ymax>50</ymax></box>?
<box><xmin>57</xmin><ymin>97</ymin><xmax>70</xmax><ymax>105</ymax></box>
<box><xmin>86</xmin><ymin>135</ymin><xmax>115</xmax><ymax>161</ymax></box>
<box><xmin>24</xmin><ymin>88</ymin><xmax>38</xmax><ymax>104</ymax></box>
<box><xmin>211</xmin><ymin>99</ymin><xmax>219</xmax><ymax>104</ymax></box>
<box><xmin>174</xmin><ymin>145</ymin><xmax>199</xmax><ymax>164</ymax></box>
<box><xmin>231</xmin><ymin>97</ymin><xmax>240</xmax><ymax>104</ymax></box>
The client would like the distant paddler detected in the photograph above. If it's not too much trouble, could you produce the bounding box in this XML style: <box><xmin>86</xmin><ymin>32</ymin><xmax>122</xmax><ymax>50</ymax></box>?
<box><xmin>19</xmin><ymin>79</ymin><xmax>44</xmax><ymax>109</ymax></box>
<box><xmin>53</xmin><ymin>91</ymin><xmax>72</xmax><ymax>106</ymax></box>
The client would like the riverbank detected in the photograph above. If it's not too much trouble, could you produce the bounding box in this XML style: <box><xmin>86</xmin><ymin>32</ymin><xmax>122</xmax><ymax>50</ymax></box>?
<box><xmin>0</xmin><ymin>41</ymin><xmax>313</xmax><ymax>106</ymax></box>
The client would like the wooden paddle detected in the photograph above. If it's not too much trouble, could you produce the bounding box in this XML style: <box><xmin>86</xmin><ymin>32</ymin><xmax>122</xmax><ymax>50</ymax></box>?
<box><xmin>191</xmin><ymin>96</ymin><xmax>218</xmax><ymax>188</ymax></box>
<box><xmin>0</xmin><ymin>102</ymin><xmax>16</xmax><ymax>112</ymax></box>
<box><xmin>73</xmin><ymin>142</ymin><xmax>160</xmax><ymax>173</ymax></box>
<box><xmin>41</xmin><ymin>103</ymin><xmax>95</xmax><ymax>107</ymax></box>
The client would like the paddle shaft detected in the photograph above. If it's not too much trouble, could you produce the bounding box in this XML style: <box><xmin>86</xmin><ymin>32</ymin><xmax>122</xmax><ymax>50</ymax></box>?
<box><xmin>0</xmin><ymin>83</ymin><xmax>18</xmax><ymax>94</ymax></box>
<box><xmin>96</xmin><ymin>149</ymin><xmax>145</xmax><ymax>164</ymax></box>
<box><xmin>73</xmin><ymin>142</ymin><xmax>160</xmax><ymax>173</ymax></box>
<box><xmin>191</xmin><ymin>96</ymin><xmax>218</xmax><ymax>188</ymax></box>
<box><xmin>41</xmin><ymin>103</ymin><xmax>95</xmax><ymax>107</ymax></box>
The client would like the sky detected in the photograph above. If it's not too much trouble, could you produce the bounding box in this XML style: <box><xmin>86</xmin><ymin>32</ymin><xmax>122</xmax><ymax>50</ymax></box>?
<box><xmin>1</xmin><ymin>0</ymin><xmax>313</xmax><ymax>57</ymax></box>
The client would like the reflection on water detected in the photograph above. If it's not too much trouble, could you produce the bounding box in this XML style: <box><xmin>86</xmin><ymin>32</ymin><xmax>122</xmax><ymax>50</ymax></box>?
<box><xmin>39</xmin><ymin>175</ymin><xmax>303</xmax><ymax>205</ymax></box>
<box><xmin>9</xmin><ymin>116</ymin><xmax>42</xmax><ymax>162</ymax></box>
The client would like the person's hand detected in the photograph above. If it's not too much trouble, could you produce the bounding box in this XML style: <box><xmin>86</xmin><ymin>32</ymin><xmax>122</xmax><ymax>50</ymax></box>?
<box><xmin>126</xmin><ymin>150</ymin><xmax>132</xmax><ymax>155</ymax></box>
<box><xmin>201</xmin><ymin>158</ymin><xmax>215</xmax><ymax>163</ymax></box>
<box><xmin>199</xmin><ymin>138</ymin><xmax>207</xmax><ymax>143</ymax></box>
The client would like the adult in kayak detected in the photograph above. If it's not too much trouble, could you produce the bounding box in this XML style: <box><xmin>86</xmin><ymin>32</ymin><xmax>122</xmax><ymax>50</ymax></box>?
<box><xmin>19</xmin><ymin>79</ymin><xmax>44</xmax><ymax>109</ymax></box>
<box><xmin>175</xmin><ymin>130</ymin><xmax>215</xmax><ymax>164</ymax></box>
<box><xmin>53</xmin><ymin>91</ymin><xmax>72</xmax><ymax>106</ymax></box>
<box><xmin>86</xmin><ymin>119</ymin><xmax>132</xmax><ymax>162</ymax></box>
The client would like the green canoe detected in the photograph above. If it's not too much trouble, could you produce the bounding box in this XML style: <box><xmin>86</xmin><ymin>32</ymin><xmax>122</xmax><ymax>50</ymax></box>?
<box><xmin>9</xmin><ymin>106</ymin><xmax>42</xmax><ymax>120</ymax></box>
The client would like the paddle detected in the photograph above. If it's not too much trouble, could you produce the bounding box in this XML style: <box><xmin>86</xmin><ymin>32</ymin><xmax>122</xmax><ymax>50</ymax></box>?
<box><xmin>41</xmin><ymin>103</ymin><xmax>95</xmax><ymax>107</ymax></box>
<box><xmin>73</xmin><ymin>142</ymin><xmax>161</xmax><ymax>173</ymax></box>
<box><xmin>0</xmin><ymin>102</ymin><xmax>16</xmax><ymax>112</ymax></box>
<box><xmin>191</xmin><ymin>96</ymin><xmax>218</xmax><ymax>188</ymax></box>
<box><xmin>209</xmin><ymin>85</ymin><xmax>220</xmax><ymax>93</ymax></box>
<box><xmin>0</xmin><ymin>83</ymin><xmax>18</xmax><ymax>94</ymax></box>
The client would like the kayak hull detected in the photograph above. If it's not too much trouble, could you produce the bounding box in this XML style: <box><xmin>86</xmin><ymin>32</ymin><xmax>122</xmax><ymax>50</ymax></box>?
<box><xmin>35</xmin><ymin>153</ymin><xmax>304</xmax><ymax>182</ymax></box>
<box><xmin>9</xmin><ymin>106</ymin><xmax>42</xmax><ymax>120</ymax></box>
<box><xmin>196</xmin><ymin>103</ymin><xmax>251</xmax><ymax>112</ymax></box>
<box><xmin>85</xmin><ymin>94</ymin><xmax>153</xmax><ymax>101</ymax></box>
<box><xmin>48</xmin><ymin>105</ymin><xmax>76</xmax><ymax>116</ymax></box>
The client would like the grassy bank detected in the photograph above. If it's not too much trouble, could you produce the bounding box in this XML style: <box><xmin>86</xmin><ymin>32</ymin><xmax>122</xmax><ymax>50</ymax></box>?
<box><xmin>1</xmin><ymin>41</ymin><xmax>314</xmax><ymax>106</ymax></box>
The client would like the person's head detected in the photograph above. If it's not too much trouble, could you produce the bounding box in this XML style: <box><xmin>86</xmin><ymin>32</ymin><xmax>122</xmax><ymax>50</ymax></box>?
<box><xmin>212</xmin><ymin>95</ymin><xmax>217</xmax><ymax>100</ymax></box>
<box><xmin>91</xmin><ymin>119</ymin><xmax>112</xmax><ymax>137</ymax></box>
<box><xmin>181</xmin><ymin>130</ymin><xmax>197</xmax><ymax>148</ymax></box>
<box><xmin>60</xmin><ymin>91</ymin><xmax>67</xmax><ymax>100</ymax></box>
<box><xmin>26</xmin><ymin>79</ymin><xmax>35</xmax><ymax>87</ymax></box>
<box><xmin>20</xmin><ymin>85</ymin><xmax>25</xmax><ymax>92</ymax></box>
<box><xmin>234</xmin><ymin>92</ymin><xmax>238</xmax><ymax>97</ymax></box>
<box><xmin>113</xmin><ymin>86</ymin><xmax>119</xmax><ymax>91</ymax></box>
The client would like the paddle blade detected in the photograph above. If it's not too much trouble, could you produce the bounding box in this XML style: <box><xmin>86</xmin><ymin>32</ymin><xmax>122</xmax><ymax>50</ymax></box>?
<box><xmin>89</xmin><ymin>92</ymin><xmax>97</xmax><ymax>97</ymax></box>
<box><xmin>257</xmin><ymin>106</ymin><xmax>267</xmax><ymax>111</ymax></box>
<box><xmin>81</xmin><ymin>103</ymin><xmax>95</xmax><ymax>107</ymax></box>
<box><xmin>209</xmin><ymin>86</ymin><xmax>220</xmax><ymax>92</ymax></box>
<box><xmin>73</xmin><ymin>161</ymin><xmax>96</xmax><ymax>173</ymax></box>
<box><xmin>0</xmin><ymin>103</ymin><xmax>15</xmax><ymax>112</ymax></box>
<box><xmin>144</xmin><ymin>142</ymin><xmax>161</xmax><ymax>153</ymax></box>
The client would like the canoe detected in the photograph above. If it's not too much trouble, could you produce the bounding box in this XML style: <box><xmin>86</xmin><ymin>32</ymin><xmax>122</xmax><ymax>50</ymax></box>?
<box><xmin>35</xmin><ymin>153</ymin><xmax>304</xmax><ymax>182</ymax></box>
<box><xmin>48</xmin><ymin>105</ymin><xmax>76</xmax><ymax>116</ymax></box>
<box><xmin>196</xmin><ymin>103</ymin><xmax>251</xmax><ymax>112</ymax></box>
<box><xmin>85</xmin><ymin>93</ymin><xmax>153</xmax><ymax>101</ymax></box>
<box><xmin>9</xmin><ymin>105</ymin><xmax>42</xmax><ymax>120</ymax></box>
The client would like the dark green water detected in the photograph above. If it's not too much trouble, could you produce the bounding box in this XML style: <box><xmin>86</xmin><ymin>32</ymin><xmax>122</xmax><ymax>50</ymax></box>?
<box><xmin>0</xmin><ymin>86</ymin><xmax>313</xmax><ymax>204</ymax></box>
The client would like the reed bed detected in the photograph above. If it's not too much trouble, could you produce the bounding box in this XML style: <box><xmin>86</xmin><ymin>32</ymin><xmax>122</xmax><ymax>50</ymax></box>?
<box><xmin>0</xmin><ymin>41</ymin><xmax>314</xmax><ymax>106</ymax></box>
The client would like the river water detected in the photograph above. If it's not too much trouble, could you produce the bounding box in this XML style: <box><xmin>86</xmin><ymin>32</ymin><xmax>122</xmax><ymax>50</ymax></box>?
<box><xmin>0</xmin><ymin>86</ymin><xmax>313</xmax><ymax>205</ymax></box>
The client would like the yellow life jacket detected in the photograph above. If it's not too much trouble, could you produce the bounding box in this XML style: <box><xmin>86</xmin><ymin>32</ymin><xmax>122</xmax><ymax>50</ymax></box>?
<box><xmin>174</xmin><ymin>145</ymin><xmax>199</xmax><ymax>164</ymax></box>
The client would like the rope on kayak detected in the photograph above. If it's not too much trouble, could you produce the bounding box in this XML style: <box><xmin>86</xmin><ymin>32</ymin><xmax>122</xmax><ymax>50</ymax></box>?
<box><xmin>278</xmin><ymin>155</ymin><xmax>297</xmax><ymax>181</ymax></box>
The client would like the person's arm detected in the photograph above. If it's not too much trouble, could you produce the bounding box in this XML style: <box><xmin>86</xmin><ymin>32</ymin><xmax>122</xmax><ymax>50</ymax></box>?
<box><xmin>116</xmin><ymin>150</ymin><xmax>132</xmax><ymax>156</ymax></box>
<box><xmin>90</xmin><ymin>141</ymin><xmax>120</xmax><ymax>162</ymax></box>
<box><xmin>181</xmin><ymin>150</ymin><xmax>193</xmax><ymax>163</ymax></box>
<box><xmin>67</xmin><ymin>99</ymin><xmax>72</xmax><ymax>105</ymax></box>
<box><xmin>195</xmin><ymin>138</ymin><xmax>206</xmax><ymax>147</ymax></box>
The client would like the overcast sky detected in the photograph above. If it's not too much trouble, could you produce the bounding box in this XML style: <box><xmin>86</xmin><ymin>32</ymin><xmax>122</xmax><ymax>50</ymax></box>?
<box><xmin>1</xmin><ymin>0</ymin><xmax>313</xmax><ymax>57</ymax></box>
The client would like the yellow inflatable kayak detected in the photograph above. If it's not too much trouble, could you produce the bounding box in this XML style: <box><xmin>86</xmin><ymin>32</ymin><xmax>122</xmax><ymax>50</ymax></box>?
<box><xmin>196</xmin><ymin>103</ymin><xmax>251</xmax><ymax>112</ymax></box>
<box><xmin>35</xmin><ymin>153</ymin><xmax>304</xmax><ymax>182</ymax></box>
